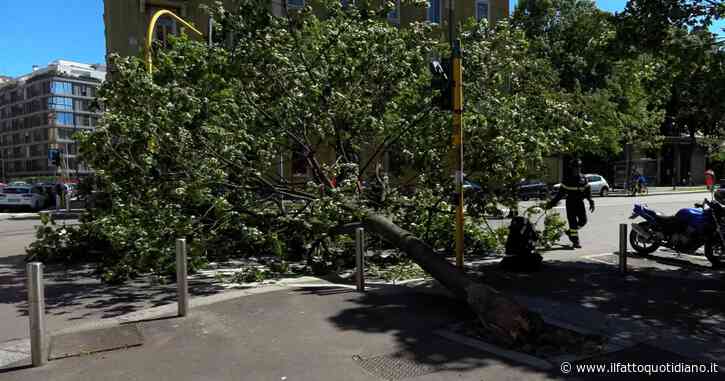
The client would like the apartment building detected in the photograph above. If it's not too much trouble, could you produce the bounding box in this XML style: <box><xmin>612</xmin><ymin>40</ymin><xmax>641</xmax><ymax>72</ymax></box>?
<box><xmin>0</xmin><ymin>61</ymin><xmax>106</xmax><ymax>180</ymax></box>
<box><xmin>104</xmin><ymin>0</ymin><xmax>509</xmax><ymax>58</ymax></box>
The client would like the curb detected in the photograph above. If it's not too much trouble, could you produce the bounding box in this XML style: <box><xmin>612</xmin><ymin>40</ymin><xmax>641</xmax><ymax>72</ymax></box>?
<box><xmin>8</xmin><ymin>213</ymin><xmax>81</xmax><ymax>221</ymax></box>
<box><xmin>608</xmin><ymin>190</ymin><xmax>709</xmax><ymax>197</ymax></box>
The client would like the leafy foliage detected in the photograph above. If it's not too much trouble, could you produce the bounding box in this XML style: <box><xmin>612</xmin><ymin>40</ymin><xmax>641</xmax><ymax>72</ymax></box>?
<box><xmin>27</xmin><ymin>1</ymin><xmax>675</xmax><ymax>281</ymax></box>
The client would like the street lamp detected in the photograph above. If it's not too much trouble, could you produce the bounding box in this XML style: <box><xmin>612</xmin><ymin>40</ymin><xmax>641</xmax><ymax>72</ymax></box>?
<box><xmin>145</xmin><ymin>10</ymin><xmax>204</xmax><ymax>74</ymax></box>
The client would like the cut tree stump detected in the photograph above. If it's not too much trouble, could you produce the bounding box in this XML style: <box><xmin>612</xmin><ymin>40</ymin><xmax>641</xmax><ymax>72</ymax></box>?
<box><xmin>363</xmin><ymin>213</ymin><xmax>543</xmax><ymax>346</ymax></box>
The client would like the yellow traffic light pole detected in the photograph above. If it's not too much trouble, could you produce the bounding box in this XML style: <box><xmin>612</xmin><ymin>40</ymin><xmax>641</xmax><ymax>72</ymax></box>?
<box><xmin>145</xmin><ymin>10</ymin><xmax>204</xmax><ymax>74</ymax></box>
<box><xmin>452</xmin><ymin>40</ymin><xmax>464</xmax><ymax>268</ymax></box>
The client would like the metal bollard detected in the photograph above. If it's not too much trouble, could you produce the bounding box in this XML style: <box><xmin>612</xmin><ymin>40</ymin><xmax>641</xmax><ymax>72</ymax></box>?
<box><xmin>27</xmin><ymin>262</ymin><xmax>46</xmax><ymax>366</ymax></box>
<box><xmin>355</xmin><ymin>228</ymin><xmax>365</xmax><ymax>292</ymax></box>
<box><xmin>619</xmin><ymin>224</ymin><xmax>627</xmax><ymax>274</ymax></box>
<box><xmin>176</xmin><ymin>239</ymin><xmax>189</xmax><ymax>317</ymax></box>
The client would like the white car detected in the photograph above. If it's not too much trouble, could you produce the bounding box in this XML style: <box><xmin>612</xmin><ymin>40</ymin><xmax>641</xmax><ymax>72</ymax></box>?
<box><xmin>584</xmin><ymin>174</ymin><xmax>610</xmax><ymax>197</ymax></box>
<box><xmin>0</xmin><ymin>186</ymin><xmax>47</xmax><ymax>210</ymax></box>
<box><xmin>552</xmin><ymin>174</ymin><xmax>610</xmax><ymax>197</ymax></box>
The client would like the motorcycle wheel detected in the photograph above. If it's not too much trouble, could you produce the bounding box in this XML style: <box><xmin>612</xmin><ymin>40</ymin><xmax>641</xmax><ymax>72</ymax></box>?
<box><xmin>704</xmin><ymin>239</ymin><xmax>724</xmax><ymax>268</ymax></box>
<box><xmin>629</xmin><ymin>227</ymin><xmax>660</xmax><ymax>254</ymax></box>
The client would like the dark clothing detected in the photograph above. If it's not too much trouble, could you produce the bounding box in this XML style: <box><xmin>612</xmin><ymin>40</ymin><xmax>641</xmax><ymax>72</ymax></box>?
<box><xmin>550</xmin><ymin>174</ymin><xmax>593</xmax><ymax>246</ymax></box>
<box><xmin>565</xmin><ymin>199</ymin><xmax>587</xmax><ymax>235</ymax></box>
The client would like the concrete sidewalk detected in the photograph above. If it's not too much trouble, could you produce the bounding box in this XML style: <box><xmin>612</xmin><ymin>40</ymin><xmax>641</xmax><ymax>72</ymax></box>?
<box><xmin>1</xmin><ymin>283</ymin><xmax>554</xmax><ymax>381</ymax></box>
<box><xmin>1</xmin><ymin>259</ymin><xmax>723</xmax><ymax>380</ymax></box>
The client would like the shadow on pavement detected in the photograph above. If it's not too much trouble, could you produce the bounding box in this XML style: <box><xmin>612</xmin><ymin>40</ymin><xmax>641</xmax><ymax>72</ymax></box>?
<box><xmin>627</xmin><ymin>251</ymin><xmax>716</xmax><ymax>272</ymax></box>
<box><xmin>0</xmin><ymin>251</ymin><xmax>227</xmax><ymax>332</ymax></box>
<box><xmin>473</xmin><ymin>260</ymin><xmax>725</xmax><ymax>341</ymax></box>
<box><xmin>297</xmin><ymin>286</ymin><xmax>555</xmax><ymax>379</ymax></box>
<box><xmin>301</xmin><ymin>258</ymin><xmax>725</xmax><ymax>379</ymax></box>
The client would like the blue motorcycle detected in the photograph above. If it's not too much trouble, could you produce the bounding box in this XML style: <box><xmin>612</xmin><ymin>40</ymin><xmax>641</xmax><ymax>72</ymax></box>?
<box><xmin>628</xmin><ymin>199</ymin><xmax>725</xmax><ymax>268</ymax></box>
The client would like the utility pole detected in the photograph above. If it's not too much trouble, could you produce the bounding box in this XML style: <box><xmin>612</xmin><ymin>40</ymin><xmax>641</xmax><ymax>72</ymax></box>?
<box><xmin>452</xmin><ymin>39</ymin><xmax>464</xmax><ymax>269</ymax></box>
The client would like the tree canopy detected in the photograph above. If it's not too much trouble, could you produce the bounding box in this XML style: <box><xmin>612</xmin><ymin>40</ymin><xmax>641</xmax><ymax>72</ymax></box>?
<box><xmin>27</xmin><ymin>0</ymin><xmax>724</xmax><ymax>282</ymax></box>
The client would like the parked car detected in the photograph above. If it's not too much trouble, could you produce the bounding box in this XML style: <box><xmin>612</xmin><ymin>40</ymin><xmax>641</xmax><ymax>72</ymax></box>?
<box><xmin>0</xmin><ymin>186</ymin><xmax>47</xmax><ymax>210</ymax></box>
<box><xmin>517</xmin><ymin>179</ymin><xmax>549</xmax><ymax>201</ymax></box>
<box><xmin>585</xmin><ymin>174</ymin><xmax>610</xmax><ymax>197</ymax></box>
<box><xmin>552</xmin><ymin>174</ymin><xmax>610</xmax><ymax>197</ymax></box>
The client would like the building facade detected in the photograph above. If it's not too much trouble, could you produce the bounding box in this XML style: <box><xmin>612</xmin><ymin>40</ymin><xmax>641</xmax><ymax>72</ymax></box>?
<box><xmin>104</xmin><ymin>0</ymin><xmax>509</xmax><ymax>58</ymax></box>
<box><xmin>0</xmin><ymin>61</ymin><xmax>106</xmax><ymax>181</ymax></box>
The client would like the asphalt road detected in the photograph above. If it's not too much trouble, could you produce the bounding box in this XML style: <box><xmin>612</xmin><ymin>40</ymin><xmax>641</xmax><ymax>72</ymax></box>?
<box><xmin>0</xmin><ymin>219</ymin><xmax>46</xmax><ymax>343</ymax></box>
<box><xmin>0</xmin><ymin>217</ymin><xmax>226</xmax><ymax>344</ymax></box>
<box><xmin>533</xmin><ymin>191</ymin><xmax>715</xmax><ymax>261</ymax></box>
<box><xmin>0</xmin><ymin>191</ymin><xmax>718</xmax><ymax>344</ymax></box>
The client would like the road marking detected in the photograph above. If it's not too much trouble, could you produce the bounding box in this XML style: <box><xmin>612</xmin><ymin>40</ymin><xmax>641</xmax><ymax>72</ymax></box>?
<box><xmin>656</xmin><ymin>250</ymin><xmax>708</xmax><ymax>261</ymax></box>
<box><xmin>585</xmin><ymin>256</ymin><xmax>616</xmax><ymax>266</ymax></box>
<box><xmin>583</xmin><ymin>253</ymin><xmax>618</xmax><ymax>266</ymax></box>
<box><xmin>585</xmin><ymin>253</ymin><xmax>616</xmax><ymax>258</ymax></box>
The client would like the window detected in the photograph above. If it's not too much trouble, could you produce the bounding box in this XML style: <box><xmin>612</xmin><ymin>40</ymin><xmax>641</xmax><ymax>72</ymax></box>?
<box><xmin>51</xmin><ymin>81</ymin><xmax>73</xmax><ymax>95</ymax></box>
<box><xmin>288</xmin><ymin>0</ymin><xmax>305</xmax><ymax>10</ymax></box>
<box><xmin>387</xmin><ymin>0</ymin><xmax>400</xmax><ymax>24</ymax></box>
<box><xmin>291</xmin><ymin>152</ymin><xmax>307</xmax><ymax>175</ymax></box>
<box><xmin>32</xmin><ymin>129</ymin><xmax>47</xmax><ymax>142</ymax></box>
<box><xmin>29</xmin><ymin>144</ymin><xmax>43</xmax><ymax>157</ymax></box>
<box><xmin>427</xmin><ymin>0</ymin><xmax>441</xmax><ymax>24</ymax></box>
<box><xmin>476</xmin><ymin>0</ymin><xmax>489</xmax><ymax>22</ymax></box>
<box><xmin>49</xmin><ymin>97</ymin><xmax>73</xmax><ymax>111</ymax></box>
<box><xmin>75</xmin><ymin>114</ymin><xmax>91</xmax><ymax>127</ymax></box>
<box><xmin>74</xmin><ymin>99</ymin><xmax>91</xmax><ymax>112</ymax></box>
<box><xmin>73</xmin><ymin>84</ymin><xmax>88</xmax><ymax>97</ymax></box>
<box><xmin>57</xmin><ymin>128</ymin><xmax>77</xmax><ymax>140</ymax></box>
<box><xmin>155</xmin><ymin>15</ymin><xmax>178</xmax><ymax>46</ymax></box>
<box><xmin>55</xmin><ymin>112</ymin><xmax>74</xmax><ymax>126</ymax></box>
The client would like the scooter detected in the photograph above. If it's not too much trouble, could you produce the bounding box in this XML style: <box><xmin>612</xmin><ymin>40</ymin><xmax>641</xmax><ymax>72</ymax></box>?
<box><xmin>628</xmin><ymin>199</ymin><xmax>725</xmax><ymax>268</ymax></box>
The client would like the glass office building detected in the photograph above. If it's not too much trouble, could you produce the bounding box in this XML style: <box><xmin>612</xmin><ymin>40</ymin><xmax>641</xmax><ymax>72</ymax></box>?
<box><xmin>0</xmin><ymin>60</ymin><xmax>106</xmax><ymax>180</ymax></box>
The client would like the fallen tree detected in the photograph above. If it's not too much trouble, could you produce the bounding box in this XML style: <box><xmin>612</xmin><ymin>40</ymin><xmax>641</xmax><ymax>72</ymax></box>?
<box><xmin>364</xmin><ymin>213</ymin><xmax>542</xmax><ymax>345</ymax></box>
<box><xmin>28</xmin><ymin>1</ymin><xmax>616</xmax><ymax>343</ymax></box>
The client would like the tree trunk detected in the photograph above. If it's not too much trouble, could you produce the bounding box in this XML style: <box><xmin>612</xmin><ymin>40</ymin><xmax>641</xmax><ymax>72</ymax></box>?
<box><xmin>363</xmin><ymin>213</ymin><xmax>543</xmax><ymax>346</ymax></box>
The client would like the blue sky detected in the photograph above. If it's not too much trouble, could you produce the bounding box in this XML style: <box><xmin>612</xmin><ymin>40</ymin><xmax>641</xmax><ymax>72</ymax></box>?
<box><xmin>0</xmin><ymin>1</ymin><xmax>723</xmax><ymax>77</ymax></box>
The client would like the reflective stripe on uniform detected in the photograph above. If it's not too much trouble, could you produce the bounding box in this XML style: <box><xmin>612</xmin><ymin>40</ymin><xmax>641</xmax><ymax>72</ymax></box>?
<box><xmin>561</xmin><ymin>185</ymin><xmax>587</xmax><ymax>191</ymax></box>
<box><xmin>569</xmin><ymin>229</ymin><xmax>578</xmax><ymax>236</ymax></box>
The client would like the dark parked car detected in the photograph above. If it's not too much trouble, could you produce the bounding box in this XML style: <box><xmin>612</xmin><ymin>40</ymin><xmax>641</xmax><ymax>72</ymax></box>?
<box><xmin>517</xmin><ymin>179</ymin><xmax>549</xmax><ymax>201</ymax></box>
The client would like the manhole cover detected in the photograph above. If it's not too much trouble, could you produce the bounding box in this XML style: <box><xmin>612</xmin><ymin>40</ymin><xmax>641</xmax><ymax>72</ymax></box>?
<box><xmin>50</xmin><ymin>324</ymin><xmax>143</xmax><ymax>360</ymax></box>
<box><xmin>353</xmin><ymin>352</ymin><xmax>440</xmax><ymax>380</ymax></box>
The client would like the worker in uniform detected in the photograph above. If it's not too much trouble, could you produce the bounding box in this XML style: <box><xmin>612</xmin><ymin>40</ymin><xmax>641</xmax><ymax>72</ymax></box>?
<box><xmin>547</xmin><ymin>159</ymin><xmax>595</xmax><ymax>248</ymax></box>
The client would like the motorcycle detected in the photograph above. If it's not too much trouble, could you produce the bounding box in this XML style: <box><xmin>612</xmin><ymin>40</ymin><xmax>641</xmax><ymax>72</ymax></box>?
<box><xmin>628</xmin><ymin>199</ymin><xmax>725</xmax><ymax>268</ymax></box>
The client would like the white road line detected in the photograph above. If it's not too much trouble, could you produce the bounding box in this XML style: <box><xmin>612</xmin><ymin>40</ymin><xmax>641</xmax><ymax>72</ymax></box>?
<box><xmin>583</xmin><ymin>252</ymin><xmax>618</xmax><ymax>266</ymax></box>
<box><xmin>585</xmin><ymin>256</ymin><xmax>617</xmax><ymax>266</ymax></box>
<box><xmin>585</xmin><ymin>253</ymin><xmax>616</xmax><ymax>258</ymax></box>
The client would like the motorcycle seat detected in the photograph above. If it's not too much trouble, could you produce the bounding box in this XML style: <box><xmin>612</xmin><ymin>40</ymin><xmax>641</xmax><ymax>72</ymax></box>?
<box><xmin>653</xmin><ymin>213</ymin><xmax>681</xmax><ymax>229</ymax></box>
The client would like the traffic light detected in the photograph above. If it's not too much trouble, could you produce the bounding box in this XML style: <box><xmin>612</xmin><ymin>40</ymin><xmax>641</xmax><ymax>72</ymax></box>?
<box><xmin>430</xmin><ymin>58</ymin><xmax>452</xmax><ymax>111</ymax></box>
<box><xmin>48</xmin><ymin>149</ymin><xmax>60</xmax><ymax>167</ymax></box>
